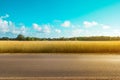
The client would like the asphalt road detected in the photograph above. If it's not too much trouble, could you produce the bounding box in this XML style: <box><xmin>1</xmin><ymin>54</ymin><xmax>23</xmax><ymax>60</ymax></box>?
<box><xmin>0</xmin><ymin>54</ymin><xmax>120</xmax><ymax>79</ymax></box>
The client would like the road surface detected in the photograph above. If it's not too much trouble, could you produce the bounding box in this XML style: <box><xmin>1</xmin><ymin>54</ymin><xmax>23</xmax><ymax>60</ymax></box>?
<box><xmin>0</xmin><ymin>54</ymin><xmax>120</xmax><ymax>79</ymax></box>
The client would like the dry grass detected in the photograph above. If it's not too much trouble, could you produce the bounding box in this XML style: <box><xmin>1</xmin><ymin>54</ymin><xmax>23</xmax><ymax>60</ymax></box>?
<box><xmin>0</xmin><ymin>41</ymin><xmax>120</xmax><ymax>53</ymax></box>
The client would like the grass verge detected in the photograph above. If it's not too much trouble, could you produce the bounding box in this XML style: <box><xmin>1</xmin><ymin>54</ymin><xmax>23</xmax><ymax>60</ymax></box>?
<box><xmin>0</xmin><ymin>41</ymin><xmax>120</xmax><ymax>54</ymax></box>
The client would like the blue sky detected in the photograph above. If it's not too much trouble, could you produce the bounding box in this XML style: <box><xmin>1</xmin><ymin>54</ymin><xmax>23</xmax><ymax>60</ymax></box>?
<box><xmin>0</xmin><ymin>0</ymin><xmax>120</xmax><ymax>38</ymax></box>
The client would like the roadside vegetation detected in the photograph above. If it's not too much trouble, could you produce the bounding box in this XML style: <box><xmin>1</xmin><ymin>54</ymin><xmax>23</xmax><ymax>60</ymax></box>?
<box><xmin>0</xmin><ymin>34</ymin><xmax>120</xmax><ymax>53</ymax></box>
<box><xmin>0</xmin><ymin>41</ymin><xmax>120</xmax><ymax>53</ymax></box>
<box><xmin>1</xmin><ymin>34</ymin><xmax>120</xmax><ymax>41</ymax></box>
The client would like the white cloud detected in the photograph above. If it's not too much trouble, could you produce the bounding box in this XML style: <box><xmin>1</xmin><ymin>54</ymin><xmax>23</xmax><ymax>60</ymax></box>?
<box><xmin>0</xmin><ymin>14</ymin><xmax>116</xmax><ymax>38</ymax></box>
<box><xmin>55</xmin><ymin>29</ymin><xmax>61</xmax><ymax>33</ymax></box>
<box><xmin>61</xmin><ymin>21</ymin><xmax>71</xmax><ymax>27</ymax></box>
<box><xmin>43</xmin><ymin>25</ymin><xmax>51</xmax><ymax>33</ymax></box>
<box><xmin>83</xmin><ymin>21</ymin><xmax>98</xmax><ymax>28</ymax></box>
<box><xmin>0</xmin><ymin>14</ymin><xmax>27</xmax><ymax>35</ymax></box>
<box><xmin>101</xmin><ymin>24</ymin><xmax>110</xmax><ymax>29</ymax></box>
<box><xmin>33</xmin><ymin>23</ymin><xmax>42</xmax><ymax>32</ymax></box>
<box><xmin>83</xmin><ymin>21</ymin><xmax>111</xmax><ymax>30</ymax></box>
<box><xmin>72</xmin><ymin>29</ymin><xmax>83</xmax><ymax>36</ymax></box>
<box><xmin>10</xmin><ymin>25</ymin><xmax>27</xmax><ymax>35</ymax></box>
<box><xmin>33</xmin><ymin>23</ymin><xmax>51</xmax><ymax>33</ymax></box>
<box><xmin>0</xmin><ymin>14</ymin><xmax>9</xmax><ymax>19</ymax></box>
<box><xmin>12</xmin><ymin>30</ymin><xmax>20</xmax><ymax>34</ymax></box>
<box><xmin>113</xmin><ymin>29</ymin><xmax>120</xmax><ymax>35</ymax></box>
<box><xmin>0</xmin><ymin>19</ymin><xmax>9</xmax><ymax>33</ymax></box>
<box><xmin>20</xmin><ymin>26</ymin><xmax>26</xmax><ymax>34</ymax></box>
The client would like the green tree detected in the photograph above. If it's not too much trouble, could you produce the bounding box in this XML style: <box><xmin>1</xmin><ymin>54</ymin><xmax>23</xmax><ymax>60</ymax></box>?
<box><xmin>16</xmin><ymin>34</ymin><xmax>25</xmax><ymax>40</ymax></box>
<box><xmin>26</xmin><ymin>37</ymin><xmax>31</xmax><ymax>41</ymax></box>
<box><xmin>2</xmin><ymin>37</ymin><xmax>9</xmax><ymax>40</ymax></box>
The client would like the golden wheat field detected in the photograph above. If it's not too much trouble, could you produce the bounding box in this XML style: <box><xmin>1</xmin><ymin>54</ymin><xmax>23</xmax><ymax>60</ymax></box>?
<box><xmin>0</xmin><ymin>41</ymin><xmax>120</xmax><ymax>53</ymax></box>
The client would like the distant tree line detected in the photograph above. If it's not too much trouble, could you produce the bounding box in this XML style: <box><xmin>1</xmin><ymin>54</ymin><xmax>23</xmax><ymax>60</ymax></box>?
<box><xmin>1</xmin><ymin>34</ymin><xmax>120</xmax><ymax>41</ymax></box>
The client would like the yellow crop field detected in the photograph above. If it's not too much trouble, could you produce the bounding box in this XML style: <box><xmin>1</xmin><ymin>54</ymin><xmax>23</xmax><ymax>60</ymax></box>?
<box><xmin>0</xmin><ymin>41</ymin><xmax>120</xmax><ymax>53</ymax></box>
